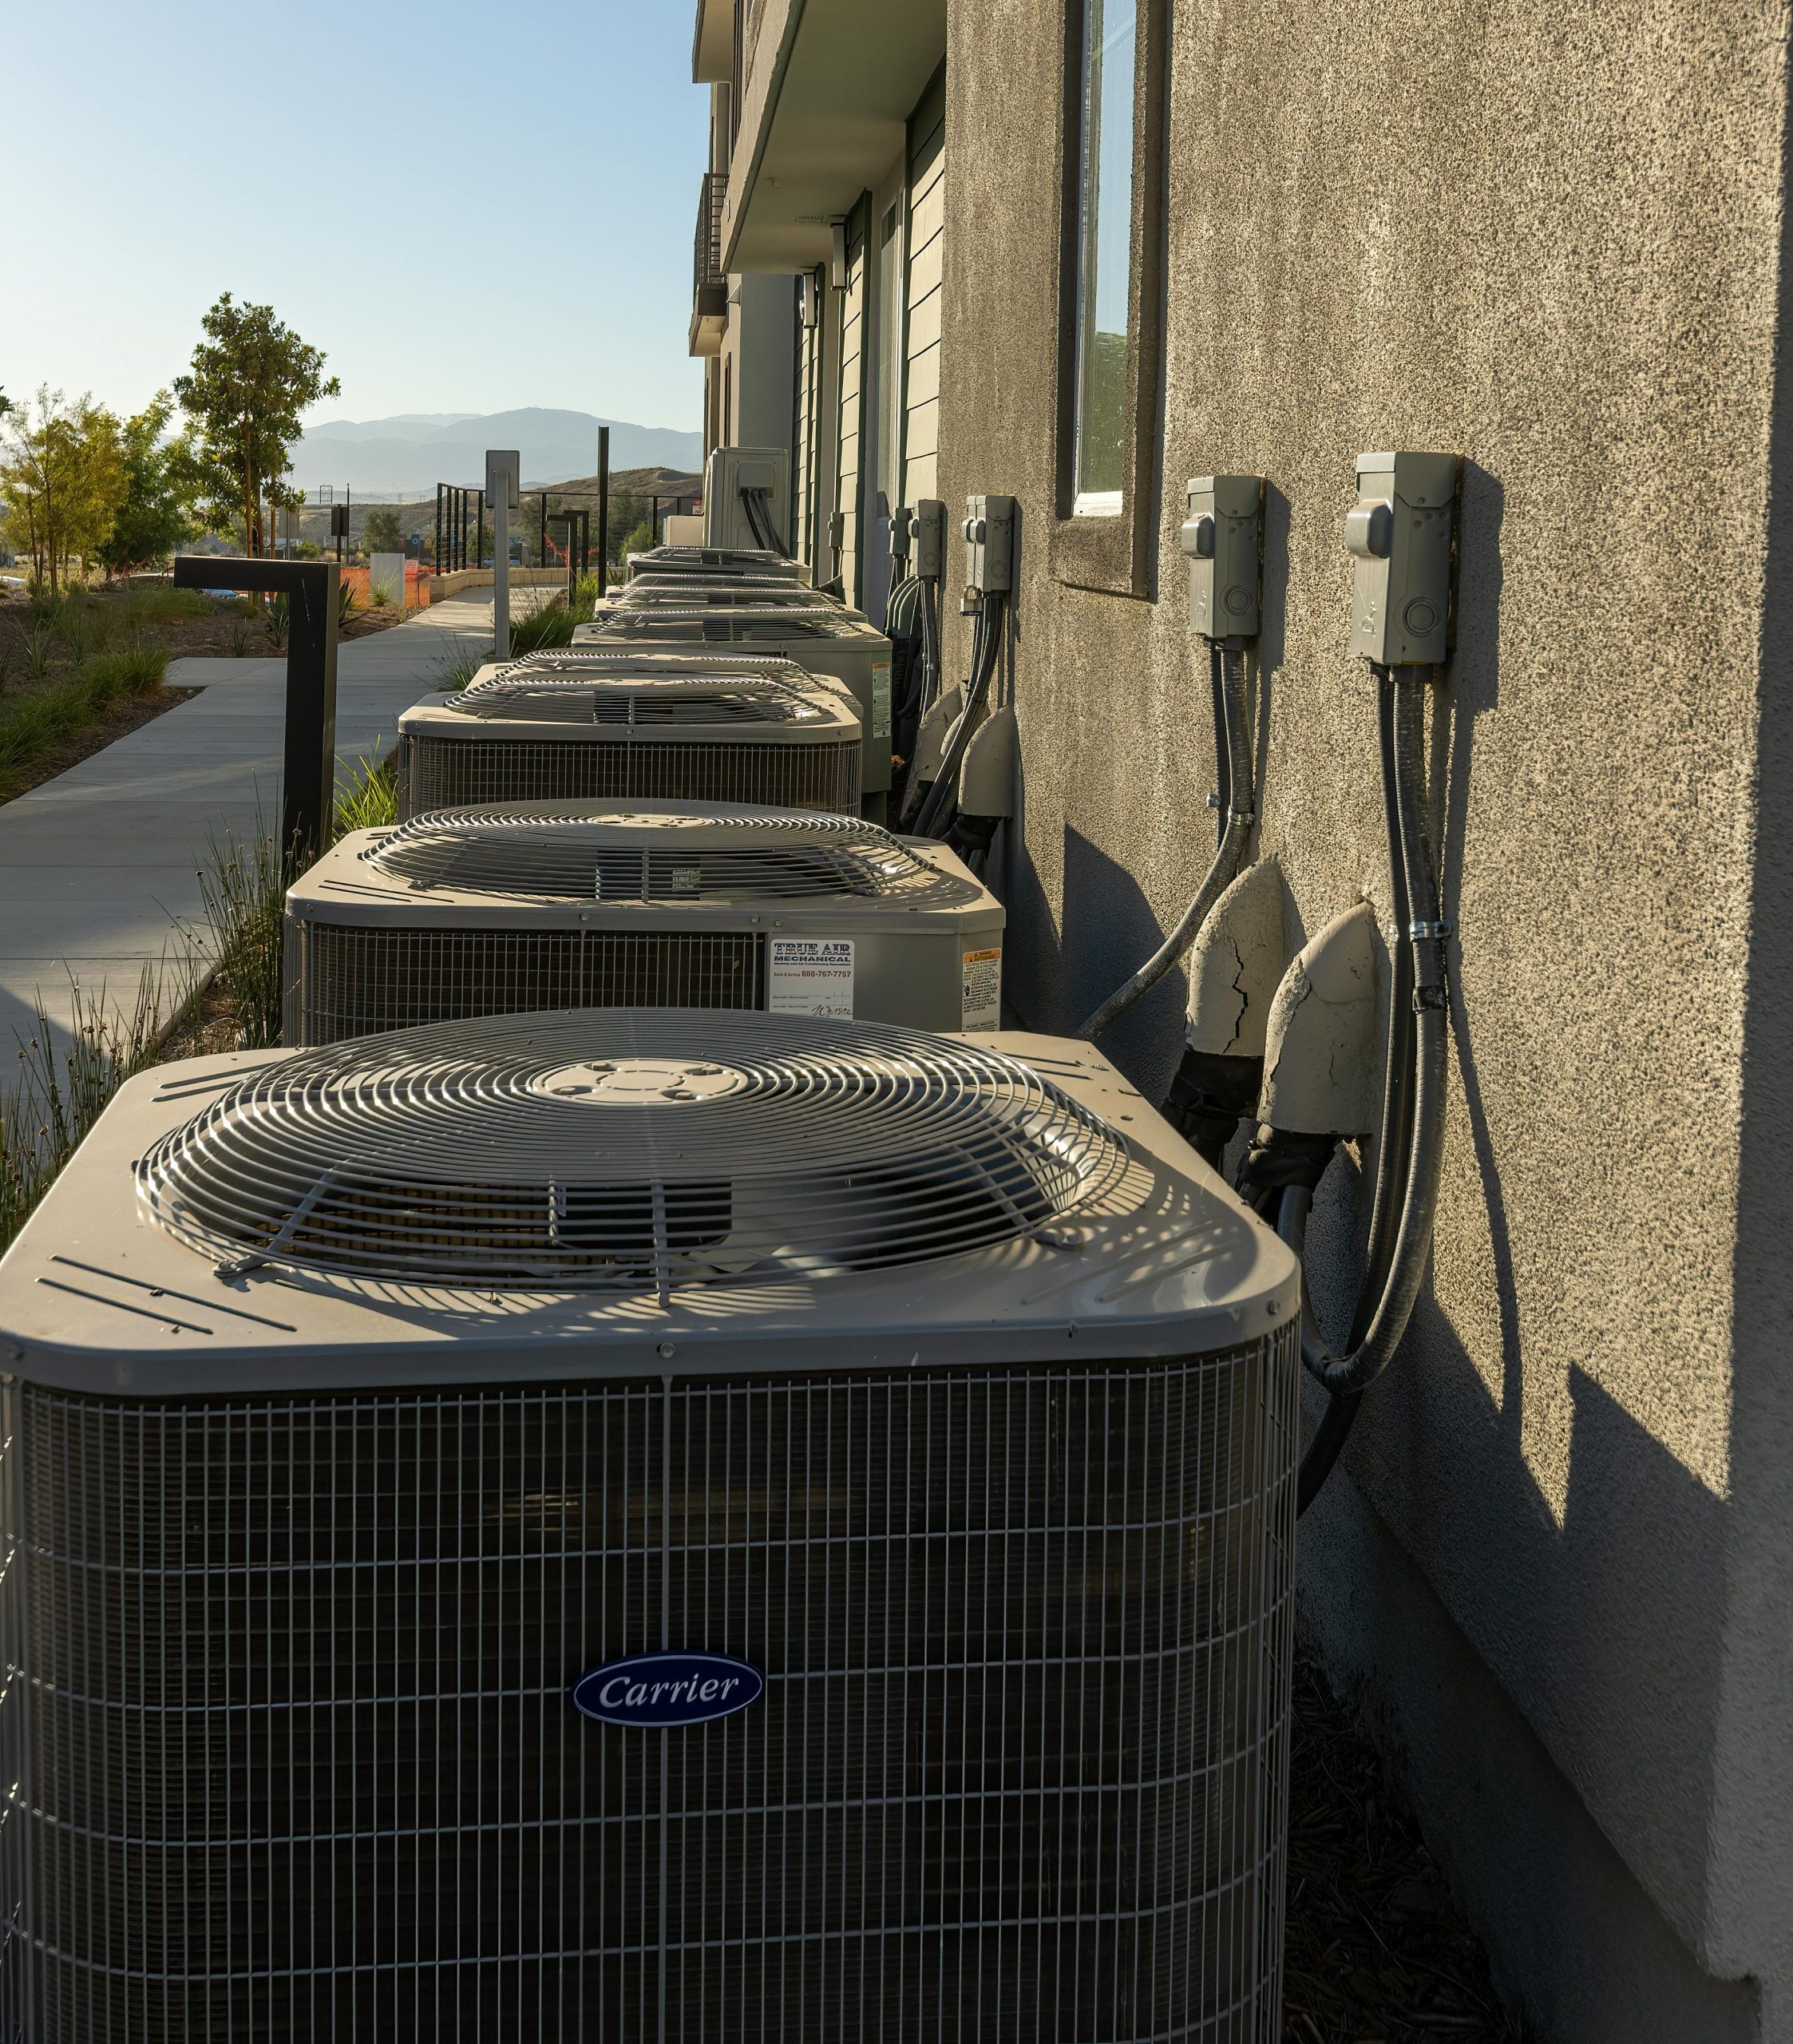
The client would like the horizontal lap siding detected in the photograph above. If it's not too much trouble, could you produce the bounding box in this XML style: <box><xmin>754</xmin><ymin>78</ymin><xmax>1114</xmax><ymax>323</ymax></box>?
<box><xmin>904</xmin><ymin>85</ymin><xmax>946</xmax><ymax>508</ymax></box>
<box><xmin>836</xmin><ymin>203</ymin><xmax>868</xmax><ymax>602</ymax></box>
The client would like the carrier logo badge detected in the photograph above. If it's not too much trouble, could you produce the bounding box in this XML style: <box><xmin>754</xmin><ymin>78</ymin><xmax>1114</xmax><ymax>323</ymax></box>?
<box><xmin>572</xmin><ymin>1651</ymin><xmax>763</xmax><ymax>1727</ymax></box>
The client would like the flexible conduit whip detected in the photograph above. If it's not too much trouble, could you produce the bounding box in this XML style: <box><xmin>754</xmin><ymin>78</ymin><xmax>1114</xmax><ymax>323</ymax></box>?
<box><xmin>1283</xmin><ymin>670</ymin><xmax>1448</xmax><ymax>1389</ymax></box>
<box><xmin>1076</xmin><ymin>477</ymin><xmax>1264</xmax><ymax>1042</ymax></box>
<box><xmin>1076</xmin><ymin>641</ymin><xmax>1254</xmax><ymax>1040</ymax></box>
<box><xmin>912</xmin><ymin>593</ymin><xmax>1003</xmax><ymax>839</ymax></box>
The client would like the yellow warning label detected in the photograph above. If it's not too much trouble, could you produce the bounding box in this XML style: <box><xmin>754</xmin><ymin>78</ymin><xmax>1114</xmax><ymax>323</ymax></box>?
<box><xmin>961</xmin><ymin>947</ymin><xmax>1002</xmax><ymax>1030</ymax></box>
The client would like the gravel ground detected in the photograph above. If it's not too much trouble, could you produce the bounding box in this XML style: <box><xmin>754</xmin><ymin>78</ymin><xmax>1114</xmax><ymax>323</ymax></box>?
<box><xmin>1284</xmin><ymin>1646</ymin><xmax>1528</xmax><ymax>2042</ymax></box>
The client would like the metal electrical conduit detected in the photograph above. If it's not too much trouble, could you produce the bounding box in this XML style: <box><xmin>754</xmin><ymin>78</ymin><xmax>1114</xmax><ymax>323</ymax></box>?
<box><xmin>1075</xmin><ymin>640</ymin><xmax>1255</xmax><ymax>1041</ymax></box>
<box><xmin>1282</xmin><ymin>664</ymin><xmax>1449</xmax><ymax>1506</ymax></box>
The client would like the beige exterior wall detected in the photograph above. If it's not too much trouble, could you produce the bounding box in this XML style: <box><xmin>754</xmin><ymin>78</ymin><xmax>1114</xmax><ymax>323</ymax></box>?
<box><xmin>935</xmin><ymin>0</ymin><xmax>1793</xmax><ymax>2034</ymax></box>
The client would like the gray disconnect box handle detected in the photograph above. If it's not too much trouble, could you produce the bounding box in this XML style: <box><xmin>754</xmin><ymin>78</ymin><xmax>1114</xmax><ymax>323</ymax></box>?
<box><xmin>1181</xmin><ymin>476</ymin><xmax>1263</xmax><ymax>640</ymax></box>
<box><xmin>1347</xmin><ymin>451</ymin><xmax>1458</xmax><ymax>665</ymax></box>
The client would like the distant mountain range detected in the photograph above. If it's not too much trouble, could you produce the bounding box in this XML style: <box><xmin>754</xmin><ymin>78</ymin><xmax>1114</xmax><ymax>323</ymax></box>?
<box><xmin>296</xmin><ymin>409</ymin><xmax>703</xmax><ymax>493</ymax></box>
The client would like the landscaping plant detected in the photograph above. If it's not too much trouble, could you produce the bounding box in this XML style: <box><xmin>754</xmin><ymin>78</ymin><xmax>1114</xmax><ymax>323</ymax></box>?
<box><xmin>194</xmin><ymin>825</ymin><xmax>287</xmax><ymax>1049</ymax></box>
<box><xmin>334</xmin><ymin>745</ymin><xmax>398</xmax><ymax>834</ymax></box>
<box><xmin>507</xmin><ymin>596</ymin><xmax>578</xmax><ymax>656</ymax></box>
<box><xmin>21</xmin><ymin>621</ymin><xmax>54</xmax><ymax>682</ymax></box>
<box><xmin>0</xmin><ymin>972</ymin><xmax>172</xmax><ymax>1257</ymax></box>
<box><xmin>0</xmin><ymin>646</ymin><xmax>168</xmax><ymax>797</ymax></box>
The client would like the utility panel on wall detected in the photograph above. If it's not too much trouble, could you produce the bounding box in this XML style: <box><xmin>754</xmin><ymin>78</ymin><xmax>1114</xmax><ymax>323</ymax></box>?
<box><xmin>1345</xmin><ymin>452</ymin><xmax>1458</xmax><ymax>666</ymax></box>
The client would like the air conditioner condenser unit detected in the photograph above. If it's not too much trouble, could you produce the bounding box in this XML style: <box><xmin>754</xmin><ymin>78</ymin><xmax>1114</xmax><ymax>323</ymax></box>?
<box><xmin>573</xmin><ymin>609</ymin><xmax>894</xmax><ymax>821</ymax></box>
<box><xmin>587</xmin><ymin>580</ymin><xmax>857</xmax><ymax>631</ymax></box>
<box><xmin>283</xmin><ymin>800</ymin><xmax>1005</xmax><ymax>1045</ymax></box>
<box><xmin>396</xmin><ymin>652</ymin><xmax>864</xmax><ymax>819</ymax></box>
<box><xmin>625</xmin><ymin>543</ymin><xmax>808</xmax><ymax>584</ymax></box>
<box><xmin>0</xmin><ymin>1006</ymin><xmax>1300</xmax><ymax>2042</ymax></box>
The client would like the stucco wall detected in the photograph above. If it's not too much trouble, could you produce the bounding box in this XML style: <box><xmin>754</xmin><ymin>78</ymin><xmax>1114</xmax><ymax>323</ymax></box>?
<box><xmin>937</xmin><ymin>0</ymin><xmax>1792</xmax><ymax>2025</ymax></box>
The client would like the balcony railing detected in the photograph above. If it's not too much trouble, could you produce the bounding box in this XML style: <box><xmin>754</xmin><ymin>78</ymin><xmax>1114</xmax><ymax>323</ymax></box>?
<box><xmin>690</xmin><ymin>170</ymin><xmax>729</xmax><ymax>358</ymax></box>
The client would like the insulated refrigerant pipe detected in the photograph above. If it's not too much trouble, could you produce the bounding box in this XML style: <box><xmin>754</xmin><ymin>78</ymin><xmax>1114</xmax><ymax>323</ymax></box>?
<box><xmin>1076</xmin><ymin>640</ymin><xmax>1254</xmax><ymax>1041</ymax></box>
<box><xmin>1281</xmin><ymin>667</ymin><xmax>1449</xmax><ymax>1400</ymax></box>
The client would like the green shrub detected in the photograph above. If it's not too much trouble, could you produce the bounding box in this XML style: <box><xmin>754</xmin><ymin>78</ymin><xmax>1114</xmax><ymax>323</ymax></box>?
<box><xmin>0</xmin><ymin>648</ymin><xmax>166</xmax><ymax>794</ymax></box>
<box><xmin>434</xmin><ymin>646</ymin><xmax>485</xmax><ymax>693</ymax></box>
<box><xmin>22</xmin><ymin>622</ymin><xmax>54</xmax><ymax>681</ymax></box>
<box><xmin>122</xmin><ymin>583</ymin><xmax>213</xmax><ymax>626</ymax></box>
<box><xmin>86</xmin><ymin>646</ymin><xmax>167</xmax><ymax>699</ymax></box>
<box><xmin>195</xmin><ymin>828</ymin><xmax>285</xmax><ymax>1050</ymax></box>
<box><xmin>334</xmin><ymin>745</ymin><xmax>398</xmax><ymax>835</ymax></box>
<box><xmin>337</xmin><ymin>579</ymin><xmax>357</xmax><ymax>628</ymax></box>
<box><xmin>507</xmin><ymin>597</ymin><xmax>576</xmax><ymax>656</ymax></box>
<box><xmin>265</xmin><ymin>592</ymin><xmax>289</xmax><ymax>649</ymax></box>
<box><xmin>0</xmin><ymin>972</ymin><xmax>172</xmax><ymax>1257</ymax></box>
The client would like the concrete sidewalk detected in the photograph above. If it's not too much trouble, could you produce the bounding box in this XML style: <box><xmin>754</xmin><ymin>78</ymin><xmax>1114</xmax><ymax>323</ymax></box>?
<box><xmin>0</xmin><ymin>593</ymin><xmax>503</xmax><ymax>1064</ymax></box>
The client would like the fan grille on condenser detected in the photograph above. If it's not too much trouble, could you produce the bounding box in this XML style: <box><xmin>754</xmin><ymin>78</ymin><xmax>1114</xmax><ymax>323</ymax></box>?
<box><xmin>615</xmin><ymin>587</ymin><xmax>837</xmax><ymax>611</ymax></box>
<box><xmin>452</xmin><ymin>660</ymin><xmax>829</xmax><ymax>727</ymax></box>
<box><xmin>360</xmin><ymin>804</ymin><xmax>976</xmax><ymax>904</ymax></box>
<box><xmin>138</xmin><ymin>1011</ymin><xmax>1130</xmax><ymax>1293</ymax></box>
<box><xmin>627</xmin><ymin>545</ymin><xmax>796</xmax><ymax>576</ymax></box>
<box><xmin>585</xmin><ymin>614</ymin><xmax>856</xmax><ymax>647</ymax></box>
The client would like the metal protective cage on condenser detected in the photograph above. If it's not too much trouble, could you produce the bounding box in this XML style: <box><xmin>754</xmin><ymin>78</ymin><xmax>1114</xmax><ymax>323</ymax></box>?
<box><xmin>0</xmin><ymin>1007</ymin><xmax>1301</xmax><ymax>2043</ymax></box>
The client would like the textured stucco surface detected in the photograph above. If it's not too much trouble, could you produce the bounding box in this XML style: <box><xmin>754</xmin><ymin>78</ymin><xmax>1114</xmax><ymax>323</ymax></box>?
<box><xmin>938</xmin><ymin>0</ymin><xmax>1791</xmax><ymax>2023</ymax></box>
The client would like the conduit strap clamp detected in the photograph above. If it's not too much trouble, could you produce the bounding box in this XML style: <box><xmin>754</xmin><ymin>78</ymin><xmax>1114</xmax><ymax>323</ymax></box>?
<box><xmin>1229</xmin><ymin>807</ymin><xmax>1256</xmax><ymax>826</ymax></box>
<box><xmin>1409</xmin><ymin>919</ymin><xmax>1453</xmax><ymax>941</ymax></box>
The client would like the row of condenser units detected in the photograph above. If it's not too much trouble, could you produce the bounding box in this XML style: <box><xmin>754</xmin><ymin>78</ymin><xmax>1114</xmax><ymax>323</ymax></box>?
<box><xmin>0</xmin><ymin>540</ymin><xmax>1300</xmax><ymax>2042</ymax></box>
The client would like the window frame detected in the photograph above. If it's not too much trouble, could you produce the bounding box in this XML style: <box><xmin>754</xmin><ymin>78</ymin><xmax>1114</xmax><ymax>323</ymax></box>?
<box><xmin>1051</xmin><ymin>0</ymin><xmax>1167</xmax><ymax>598</ymax></box>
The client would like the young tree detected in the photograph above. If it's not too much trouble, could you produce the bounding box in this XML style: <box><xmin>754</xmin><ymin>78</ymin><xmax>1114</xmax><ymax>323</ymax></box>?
<box><xmin>362</xmin><ymin>506</ymin><xmax>405</xmax><ymax>555</ymax></box>
<box><xmin>0</xmin><ymin>387</ymin><xmax>127</xmax><ymax>592</ymax></box>
<box><xmin>96</xmin><ymin>393</ymin><xmax>204</xmax><ymax>578</ymax></box>
<box><xmin>172</xmin><ymin>294</ymin><xmax>340</xmax><ymax>557</ymax></box>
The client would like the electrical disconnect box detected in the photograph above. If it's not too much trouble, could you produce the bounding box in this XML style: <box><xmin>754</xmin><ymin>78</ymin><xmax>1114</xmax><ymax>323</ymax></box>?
<box><xmin>1346</xmin><ymin>451</ymin><xmax>1457</xmax><ymax>666</ymax></box>
<box><xmin>891</xmin><ymin>505</ymin><xmax>915</xmax><ymax>568</ymax></box>
<box><xmin>1181</xmin><ymin>476</ymin><xmax>1263</xmax><ymax>640</ymax></box>
<box><xmin>485</xmin><ymin>450</ymin><xmax>520</xmax><ymax>513</ymax></box>
<box><xmin>962</xmin><ymin>494</ymin><xmax>1016</xmax><ymax>596</ymax></box>
<box><xmin>913</xmin><ymin>499</ymin><xmax>947</xmax><ymax>580</ymax></box>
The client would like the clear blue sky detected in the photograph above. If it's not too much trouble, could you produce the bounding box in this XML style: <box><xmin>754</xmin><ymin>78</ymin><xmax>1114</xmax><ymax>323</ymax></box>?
<box><xmin>0</xmin><ymin>2</ymin><xmax>706</xmax><ymax>432</ymax></box>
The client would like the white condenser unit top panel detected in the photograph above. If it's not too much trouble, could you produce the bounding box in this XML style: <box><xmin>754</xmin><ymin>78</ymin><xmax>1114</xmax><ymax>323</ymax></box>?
<box><xmin>282</xmin><ymin>802</ymin><xmax>1005</xmax><ymax>1044</ymax></box>
<box><xmin>396</xmin><ymin>654</ymin><xmax>866</xmax><ymax>818</ymax></box>
<box><xmin>1</xmin><ymin>1009</ymin><xmax>1296</xmax><ymax>1395</ymax></box>
<box><xmin>608</xmin><ymin>584</ymin><xmax>857</xmax><ymax>617</ymax></box>
<box><xmin>572</xmin><ymin>613</ymin><xmax>895</xmax><ymax>796</ymax></box>
<box><xmin>626</xmin><ymin>545</ymin><xmax>805</xmax><ymax>581</ymax></box>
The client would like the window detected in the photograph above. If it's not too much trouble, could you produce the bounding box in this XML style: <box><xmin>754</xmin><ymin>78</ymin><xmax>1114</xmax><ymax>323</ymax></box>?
<box><xmin>1071</xmin><ymin>0</ymin><xmax>1137</xmax><ymax>517</ymax></box>
<box><xmin>1053</xmin><ymin>0</ymin><xmax>1164</xmax><ymax>595</ymax></box>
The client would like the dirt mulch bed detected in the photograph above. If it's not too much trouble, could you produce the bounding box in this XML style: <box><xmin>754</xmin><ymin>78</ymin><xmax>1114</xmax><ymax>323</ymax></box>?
<box><xmin>1284</xmin><ymin>1646</ymin><xmax>1526</xmax><ymax>2042</ymax></box>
